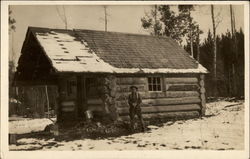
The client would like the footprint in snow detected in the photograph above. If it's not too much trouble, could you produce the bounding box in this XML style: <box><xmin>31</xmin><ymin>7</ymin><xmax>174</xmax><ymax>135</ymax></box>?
<box><xmin>125</xmin><ymin>136</ymin><xmax>134</xmax><ymax>139</ymax></box>
<box><xmin>173</xmin><ymin>147</ymin><xmax>182</xmax><ymax>150</ymax></box>
<box><xmin>137</xmin><ymin>144</ymin><xmax>146</xmax><ymax>147</ymax></box>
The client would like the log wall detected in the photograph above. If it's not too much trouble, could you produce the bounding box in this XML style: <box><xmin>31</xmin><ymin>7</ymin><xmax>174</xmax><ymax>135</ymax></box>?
<box><xmin>116</xmin><ymin>75</ymin><xmax>204</xmax><ymax>120</ymax></box>
<box><xmin>56</xmin><ymin>74</ymin><xmax>206</xmax><ymax>121</ymax></box>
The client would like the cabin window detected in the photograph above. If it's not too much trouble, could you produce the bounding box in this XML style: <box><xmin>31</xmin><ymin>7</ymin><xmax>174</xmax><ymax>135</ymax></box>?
<box><xmin>148</xmin><ymin>77</ymin><xmax>162</xmax><ymax>91</ymax></box>
<box><xmin>67</xmin><ymin>80</ymin><xmax>77</xmax><ymax>97</ymax></box>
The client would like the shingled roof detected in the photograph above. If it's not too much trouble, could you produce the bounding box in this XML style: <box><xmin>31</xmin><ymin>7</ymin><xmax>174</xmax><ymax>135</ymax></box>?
<box><xmin>23</xmin><ymin>26</ymin><xmax>207</xmax><ymax>74</ymax></box>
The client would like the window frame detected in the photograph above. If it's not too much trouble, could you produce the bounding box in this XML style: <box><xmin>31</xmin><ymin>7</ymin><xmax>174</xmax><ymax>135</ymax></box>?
<box><xmin>147</xmin><ymin>76</ymin><xmax>163</xmax><ymax>92</ymax></box>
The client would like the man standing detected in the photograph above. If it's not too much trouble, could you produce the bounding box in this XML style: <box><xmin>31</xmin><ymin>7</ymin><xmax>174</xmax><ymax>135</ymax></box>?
<box><xmin>128</xmin><ymin>85</ymin><xmax>145</xmax><ymax>132</ymax></box>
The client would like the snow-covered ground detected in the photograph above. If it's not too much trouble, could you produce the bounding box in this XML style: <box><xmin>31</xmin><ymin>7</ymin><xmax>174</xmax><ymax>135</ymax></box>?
<box><xmin>9</xmin><ymin>100</ymin><xmax>244</xmax><ymax>151</ymax></box>
<box><xmin>9</xmin><ymin>118</ymin><xmax>54</xmax><ymax>134</ymax></box>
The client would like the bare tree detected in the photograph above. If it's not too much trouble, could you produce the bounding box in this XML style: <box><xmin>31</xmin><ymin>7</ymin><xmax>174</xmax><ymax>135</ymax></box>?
<box><xmin>210</xmin><ymin>5</ymin><xmax>222</xmax><ymax>97</ymax></box>
<box><xmin>99</xmin><ymin>6</ymin><xmax>110</xmax><ymax>32</ymax></box>
<box><xmin>56</xmin><ymin>6</ymin><xmax>68</xmax><ymax>29</ymax></box>
<box><xmin>230</xmin><ymin>5</ymin><xmax>239</xmax><ymax>97</ymax></box>
<box><xmin>211</xmin><ymin>5</ymin><xmax>216</xmax><ymax>80</ymax></box>
<box><xmin>104</xmin><ymin>6</ymin><xmax>107</xmax><ymax>32</ymax></box>
<box><xmin>196</xmin><ymin>25</ymin><xmax>200</xmax><ymax>62</ymax></box>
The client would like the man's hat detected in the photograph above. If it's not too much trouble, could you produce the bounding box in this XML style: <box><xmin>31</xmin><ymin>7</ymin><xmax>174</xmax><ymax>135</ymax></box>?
<box><xmin>130</xmin><ymin>85</ymin><xmax>138</xmax><ymax>90</ymax></box>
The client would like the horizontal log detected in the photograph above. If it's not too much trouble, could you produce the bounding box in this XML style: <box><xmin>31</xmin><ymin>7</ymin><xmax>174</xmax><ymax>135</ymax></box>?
<box><xmin>13</xmin><ymin>79</ymin><xmax>58</xmax><ymax>86</ymax></box>
<box><xmin>118</xmin><ymin>104</ymin><xmax>201</xmax><ymax>115</ymax></box>
<box><xmin>143</xmin><ymin>97</ymin><xmax>201</xmax><ymax>106</ymax></box>
<box><xmin>166</xmin><ymin>84</ymin><xmax>199</xmax><ymax>91</ymax></box>
<box><xmin>116</xmin><ymin>91</ymin><xmax>200</xmax><ymax>100</ymax></box>
<box><xmin>142</xmin><ymin>92</ymin><xmax>166</xmax><ymax>99</ymax></box>
<box><xmin>116</xmin><ymin>92</ymin><xmax>143</xmax><ymax>101</ymax></box>
<box><xmin>87</xmin><ymin>104</ymin><xmax>103</xmax><ymax>112</ymax></box>
<box><xmin>117</xmin><ymin>97</ymin><xmax>201</xmax><ymax>107</ymax></box>
<box><xmin>147</xmin><ymin>91</ymin><xmax>199</xmax><ymax>98</ymax></box>
<box><xmin>87</xmin><ymin>98</ymin><xmax>103</xmax><ymax>105</ymax></box>
<box><xmin>164</xmin><ymin>77</ymin><xmax>198</xmax><ymax>84</ymax></box>
<box><xmin>117</xmin><ymin>84</ymin><xmax>146</xmax><ymax>92</ymax></box>
<box><xmin>61</xmin><ymin>107</ymin><xmax>75</xmax><ymax>112</ymax></box>
<box><xmin>117</xmin><ymin>77</ymin><xmax>133</xmax><ymax>84</ymax></box>
<box><xmin>117</xmin><ymin>77</ymin><xmax>146</xmax><ymax>85</ymax></box>
<box><xmin>61</xmin><ymin>101</ymin><xmax>75</xmax><ymax>107</ymax></box>
<box><xmin>119</xmin><ymin>111</ymin><xmax>200</xmax><ymax>120</ymax></box>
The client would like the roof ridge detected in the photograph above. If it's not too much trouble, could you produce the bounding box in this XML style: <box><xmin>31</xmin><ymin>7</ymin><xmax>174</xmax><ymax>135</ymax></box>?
<box><xmin>28</xmin><ymin>26</ymin><xmax>73</xmax><ymax>32</ymax></box>
<box><xmin>28</xmin><ymin>26</ymin><xmax>173</xmax><ymax>40</ymax></box>
<box><xmin>74</xmin><ymin>28</ymin><xmax>173</xmax><ymax>40</ymax></box>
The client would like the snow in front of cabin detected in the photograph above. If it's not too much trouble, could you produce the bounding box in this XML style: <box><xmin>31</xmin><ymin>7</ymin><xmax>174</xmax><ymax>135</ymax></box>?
<box><xmin>9</xmin><ymin>99</ymin><xmax>244</xmax><ymax>150</ymax></box>
<box><xmin>35</xmin><ymin>31</ymin><xmax>207</xmax><ymax>74</ymax></box>
<box><xmin>9</xmin><ymin>118</ymin><xmax>54</xmax><ymax>134</ymax></box>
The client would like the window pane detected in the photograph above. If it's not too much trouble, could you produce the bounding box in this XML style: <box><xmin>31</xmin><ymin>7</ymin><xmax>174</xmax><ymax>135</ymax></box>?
<box><xmin>148</xmin><ymin>77</ymin><xmax>152</xmax><ymax>84</ymax></box>
<box><xmin>157</xmin><ymin>78</ymin><xmax>160</xmax><ymax>84</ymax></box>
<box><xmin>153</xmin><ymin>77</ymin><xmax>156</xmax><ymax>84</ymax></box>
<box><xmin>148</xmin><ymin>84</ymin><xmax>151</xmax><ymax>91</ymax></box>
<box><xmin>153</xmin><ymin>85</ymin><xmax>157</xmax><ymax>91</ymax></box>
<box><xmin>157</xmin><ymin>85</ymin><xmax>161</xmax><ymax>91</ymax></box>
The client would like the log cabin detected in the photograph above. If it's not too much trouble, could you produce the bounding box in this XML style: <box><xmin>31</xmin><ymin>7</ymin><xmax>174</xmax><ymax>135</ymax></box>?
<box><xmin>14</xmin><ymin>26</ymin><xmax>208</xmax><ymax>123</ymax></box>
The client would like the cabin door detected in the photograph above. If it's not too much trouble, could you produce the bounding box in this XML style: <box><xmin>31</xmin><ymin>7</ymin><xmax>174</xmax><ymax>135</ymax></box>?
<box><xmin>77</xmin><ymin>76</ymin><xmax>100</xmax><ymax>119</ymax></box>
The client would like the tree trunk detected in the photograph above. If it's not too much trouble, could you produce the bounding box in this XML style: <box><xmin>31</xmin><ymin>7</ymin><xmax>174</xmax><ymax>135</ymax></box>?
<box><xmin>230</xmin><ymin>5</ymin><xmax>238</xmax><ymax>97</ymax></box>
<box><xmin>211</xmin><ymin>5</ymin><xmax>217</xmax><ymax>97</ymax></box>
<box><xmin>189</xmin><ymin>10</ymin><xmax>194</xmax><ymax>57</ymax></box>
<box><xmin>196</xmin><ymin>26</ymin><xmax>200</xmax><ymax>62</ymax></box>
<box><xmin>104</xmin><ymin>6</ymin><xmax>107</xmax><ymax>32</ymax></box>
<box><xmin>154</xmin><ymin>5</ymin><xmax>157</xmax><ymax>36</ymax></box>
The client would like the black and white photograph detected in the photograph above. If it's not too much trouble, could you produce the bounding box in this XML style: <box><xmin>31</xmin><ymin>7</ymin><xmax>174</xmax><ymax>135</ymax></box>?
<box><xmin>1</xmin><ymin>1</ymin><xmax>249</xmax><ymax>159</ymax></box>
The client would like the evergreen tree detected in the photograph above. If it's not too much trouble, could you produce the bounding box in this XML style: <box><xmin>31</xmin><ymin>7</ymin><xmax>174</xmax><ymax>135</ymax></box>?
<box><xmin>141</xmin><ymin>5</ymin><xmax>202</xmax><ymax>48</ymax></box>
<box><xmin>199</xmin><ymin>29</ymin><xmax>244</xmax><ymax>97</ymax></box>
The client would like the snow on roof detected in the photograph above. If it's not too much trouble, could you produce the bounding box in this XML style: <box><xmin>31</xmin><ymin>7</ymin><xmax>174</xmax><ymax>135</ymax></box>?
<box><xmin>29</xmin><ymin>27</ymin><xmax>208</xmax><ymax>74</ymax></box>
<box><xmin>35</xmin><ymin>31</ymin><xmax>115</xmax><ymax>73</ymax></box>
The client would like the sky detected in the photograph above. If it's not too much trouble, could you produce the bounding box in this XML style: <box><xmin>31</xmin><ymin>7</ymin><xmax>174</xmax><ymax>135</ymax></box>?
<box><xmin>9</xmin><ymin>4</ymin><xmax>244</xmax><ymax>65</ymax></box>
